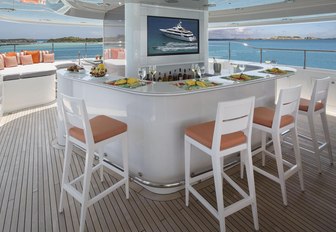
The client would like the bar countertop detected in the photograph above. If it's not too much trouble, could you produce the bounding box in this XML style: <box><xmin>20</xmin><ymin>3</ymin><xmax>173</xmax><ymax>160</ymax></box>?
<box><xmin>57</xmin><ymin>62</ymin><xmax>296</xmax><ymax>96</ymax></box>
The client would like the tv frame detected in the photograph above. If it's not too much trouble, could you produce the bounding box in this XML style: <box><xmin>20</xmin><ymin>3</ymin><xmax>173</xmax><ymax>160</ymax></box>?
<box><xmin>147</xmin><ymin>15</ymin><xmax>200</xmax><ymax>57</ymax></box>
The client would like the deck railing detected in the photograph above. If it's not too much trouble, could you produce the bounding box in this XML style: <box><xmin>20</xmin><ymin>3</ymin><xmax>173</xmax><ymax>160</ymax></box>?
<box><xmin>214</xmin><ymin>41</ymin><xmax>336</xmax><ymax>70</ymax></box>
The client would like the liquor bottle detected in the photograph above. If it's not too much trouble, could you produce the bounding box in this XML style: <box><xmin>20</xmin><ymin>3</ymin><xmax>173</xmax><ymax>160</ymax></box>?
<box><xmin>178</xmin><ymin>68</ymin><xmax>183</xmax><ymax>80</ymax></box>
<box><xmin>173</xmin><ymin>69</ymin><xmax>177</xmax><ymax>81</ymax></box>
<box><xmin>168</xmin><ymin>71</ymin><xmax>173</xmax><ymax>81</ymax></box>
<box><xmin>163</xmin><ymin>73</ymin><xmax>168</xmax><ymax>82</ymax></box>
<box><xmin>183</xmin><ymin>69</ymin><xmax>187</xmax><ymax>80</ymax></box>
<box><xmin>157</xmin><ymin>72</ymin><xmax>162</xmax><ymax>82</ymax></box>
<box><xmin>188</xmin><ymin>68</ymin><xmax>193</xmax><ymax>79</ymax></box>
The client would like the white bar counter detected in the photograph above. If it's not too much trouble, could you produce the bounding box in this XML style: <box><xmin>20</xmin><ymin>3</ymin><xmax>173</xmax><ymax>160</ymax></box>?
<box><xmin>57</xmin><ymin>64</ymin><xmax>295</xmax><ymax>193</ymax></box>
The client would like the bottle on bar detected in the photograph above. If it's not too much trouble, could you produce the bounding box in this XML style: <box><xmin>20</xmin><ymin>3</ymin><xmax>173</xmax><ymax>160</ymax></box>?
<box><xmin>178</xmin><ymin>68</ymin><xmax>183</xmax><ymax>81</ymax></box>
<box><xmin>188</xmin><ymin>68</ymin><xmax>193</xmax><ymax>79</ymax></box>
<box><xmin>158</xmin><ymin>72</ymin><xmax>162</xmax><ymax>82</ymax></box>
<box><xmin>173</xmin><ymin>69</ymin><xmax>177</xmax><ymax>81</ymax></box>
<box><xmin>163</xmin><ymin>73</ymin><xmax>168</xmax><ymax>82</ymax></box>
<box><xmin>183</xmin><ymin>69</ymin><xmax>187</xmax><ymax>80</ymax></box>
<box><xmin>168</xmin><ymin>71</ymin><xmax>173</xmax><ymax>81</ymax></box>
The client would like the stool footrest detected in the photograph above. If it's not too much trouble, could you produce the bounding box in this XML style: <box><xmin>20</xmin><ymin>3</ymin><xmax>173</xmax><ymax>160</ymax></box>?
<box><xmin>88</xmin><ymin>178</ymin><xmax>127</xmax><ymax>207</ymax></box>
<box><xmin>64</xmin><ymin>183</ymin><xmax>83</xmax><ymax>203</ymax></box>
<box><xmin>284</xmin><ymin>165</ymin><xmax>299</xmax><ymax>180</ymax></box>
<box><xmin>69</xmin><ymin>164</ymin><xmax>102</xmax><ymax>186</ymax></box>
<box><xmin>222</xmin><ymin>171</ymin><xmax>249</xmax><ymax>198</ymax></box>
<box><xmin>253</xmin><ymin>166</ymin><xmax>280</xmax><ymax>183</ymax></box>
<box><xmin>188</xmin><ymin>186</ymin><xmax>218</xmax><ymax>218</ymax></box>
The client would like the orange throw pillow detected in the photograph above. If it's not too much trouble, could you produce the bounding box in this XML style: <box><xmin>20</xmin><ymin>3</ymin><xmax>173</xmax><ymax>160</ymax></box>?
<box><xmin>25</xmin><ymin>50</ymin><xmax>40</xmax><ymax>63</ymax></box>
<box><xmin>4</xmin><ymin>56</ymin><xmax>18</xmax><ymax>67</ymax></box>
<box><xmin>6</xmin><ymin>52</ymin><xmax>19</xmax><ymax>63</ymax></box>
<box><xmin>43</xmin><ymin>53</ymin><xmax>54</xmax><ymax>63</ymax></box>
<box><xmin>21</xmin><ymin>55</ymin><xmax>34</xmax><ymax>65</ymax></box>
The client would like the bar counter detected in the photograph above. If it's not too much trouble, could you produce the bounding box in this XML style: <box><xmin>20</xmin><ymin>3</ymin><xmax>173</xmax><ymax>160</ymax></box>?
<box><xmin>57</xmin><ymin>63</ymin><xmax>296</xmax><ymax>193</ymax></box>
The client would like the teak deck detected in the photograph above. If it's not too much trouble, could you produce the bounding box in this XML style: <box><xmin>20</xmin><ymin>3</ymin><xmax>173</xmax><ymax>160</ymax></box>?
<box><xmin>0</xmin><ymin>103</ymin><xmax>335</xmax><ymax>232</ymax></box>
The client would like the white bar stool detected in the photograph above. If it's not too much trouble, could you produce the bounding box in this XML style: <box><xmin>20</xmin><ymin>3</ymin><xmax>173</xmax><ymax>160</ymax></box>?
<box><xmin>298</xmin><ymin>77</ymin><xmax>333</xmax><ymax>173</ymax></box>
<box><xmin>250</xmin><ymin>85</ymin><xmax>304</xmax><ymax>206</ymax></box>
<box><xmin>185</xmin><ymin>97</ymin><xmax>259</xmax><ymax>232</ymax></box>
<box><xmin>58</xmin><ymin>94</ymin><xmax>129</xmax><ymax>232</ymax></box>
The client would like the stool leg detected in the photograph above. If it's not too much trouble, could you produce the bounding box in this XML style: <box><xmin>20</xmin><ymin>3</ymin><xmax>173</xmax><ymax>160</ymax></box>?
<box><xmin>320</xmin><ymin>112</ymin><xmax>333</xmax><ymax>165</ymax></box>
<box><xmin>243</xmin><ymin>149</ymin><xmax>259</xmax><ymax>230</ymax></box>
<box><xmin>184</xmin><ymin>139</ymin><xmax>191</xmax><ymax>207</ymax></box>
<box><xmin>272</xmin><ymin>132</ymin><xmax>287</xmax><ymax>206</ymax></box>
<box><xmin>122</xmin><ymin>134</ymin><xmax>129</xmax><ymax>199</ymax></box>
<box><xmin>212</xmin><ymin>155</ymin><xmax>225</xmax><ymax>232</ymax></box>
<box><xmin>261</xmin><ymin>131</ymin><xmax>267</xmax><ymax>167</ymax></box>
<box><xmin>240</xmin><ymin>151</ymin><xmax>244</xmax><ymax>179</ymax></box>
<box><xmin>308</xmin><ymin>114</ymin><xmax>322</xmax><ymax>173</ymax></box>
<box><xmin>59</xmin><ymin>140</ymin><xmax>73</xmax><ymax>213</ymax></box>
<box><xmin>291</xmin><ymin>127</ymin><xmax>304</xmax><ymax>191</ymax></box>
<box><xmin>98</xmin><ymin>147</ymin><xmax>104</xmax><ymax>182</ymax></box>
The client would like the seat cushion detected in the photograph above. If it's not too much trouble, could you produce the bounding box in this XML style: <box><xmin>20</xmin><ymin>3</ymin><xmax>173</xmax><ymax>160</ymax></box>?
<box><xmin>43</xmin><ymin>53</ymin><xmax>54</xmax><ymax>63</ymax></box>
<box><xmin>185</xmin><ymin>121</ymin><xmax>246</xmax><ymax>151</ymax></box>
<box><xmin>69</xmin><ymin>115</ymin><xmax>127</xmax><ymax>143</ymax></box>
<box><xmin>299</xmin><ymin>98</ymin><xmax>324</xmax><ymax>112</ymax></box>
<box><xmin>253</xmin><ymin>107</ymin><xmax>294</xmax><ymax>128</ymax></box>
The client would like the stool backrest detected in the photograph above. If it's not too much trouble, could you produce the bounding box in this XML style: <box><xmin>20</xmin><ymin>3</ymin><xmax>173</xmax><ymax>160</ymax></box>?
<box><xmin>310</xmin><ymin>77</ymin><xmax>330</xmax><ymax>113</ymax></box>
<box><xmin>60</xmin><ymin>94</ymin><xmax>94</xmax><ymax>147</ymax></box>
<box><xmin>274</xmin><ymin>85</ymin><xmax>302</xmax><ymax>129</ymax></box>
<box><xmin>212</xmin><ymin>96</ymin><xmax>255</xmax><ymax>152</ymax></box>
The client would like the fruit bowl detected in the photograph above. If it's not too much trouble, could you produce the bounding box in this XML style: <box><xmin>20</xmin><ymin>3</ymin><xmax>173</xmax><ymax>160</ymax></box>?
<box><xmin>90</xmin><ymin>64</ymin><xmax>107</xmax><ymax>77</ymax></box>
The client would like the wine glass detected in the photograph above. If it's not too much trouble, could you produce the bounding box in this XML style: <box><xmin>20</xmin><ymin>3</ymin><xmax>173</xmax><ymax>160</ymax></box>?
<box><xmin>196</xmin><ymin>66</ymin><xmax>202</xmax><ymax>80</ymax></box>
<box><xmin>191</xmin><ymin>64</ymin><xmax>198</xmax><ymax>79</ymax></box>
<box><xmin>138</xmin><ymin>67</ymin><xmax>146</xmax><ymax>81</ymax></box>
<box><xmin>200</xmin><ymin>66</ymin><xmax>205</xmax><ymax>79</ymax></box>
<box><xmin>238</xmin><ymin>64</ymin><xmax>245</xmax><ymax>74</ymax></box>
<box><xmin>149</xmin><ymin>65</ymin><xmax>157</xmax><ymax>81</ymax></box>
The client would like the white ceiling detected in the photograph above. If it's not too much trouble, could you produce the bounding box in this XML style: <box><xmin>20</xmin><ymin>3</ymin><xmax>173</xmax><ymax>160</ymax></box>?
<box><xmin>0</xmin><ymin>0</ymin><xmax>335</xmax><ymax>27</ymax></box>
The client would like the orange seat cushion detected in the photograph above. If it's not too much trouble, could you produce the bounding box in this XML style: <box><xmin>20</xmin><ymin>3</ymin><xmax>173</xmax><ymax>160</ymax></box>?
<box><xmin>299</xmin><ymin>98</ymin><xmax>324</xmax><ymax>112</ymax></box>
<box><xmin>185</xmin><ymin>121</ymin><xmax>246</xmax><ymax>151</ymax></box>
<box><xmin>25</xmin><ymin>50</ymin><xmax>40</xmax><ymax>63</ymax></box>
<box><xmin>69</xmin><ymin>115</ymin><xmax>127</xmax><ymax>143</ymax></box>
<box><xmin>253</xmin><ymin>107</ymin><xmax>294</xmax><ymax>128</ymax></box>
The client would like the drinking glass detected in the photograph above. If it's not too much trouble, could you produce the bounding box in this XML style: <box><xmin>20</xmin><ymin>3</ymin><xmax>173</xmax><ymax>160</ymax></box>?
<box><xmin>149</xmin><ymin>65</ymin><xmax>157</xmax><ymax>81</ymax></box>
<box><xmin>191</xmin><ymin>64</ymin><xmax>198</xmax><ymax>79</ymax></box>
<box><xmin>138</xmin><ymin>67</ymin><xmax>146</xmax><ymax>81</ymax></box>
<box><xmin>196</xmin><ymin>66</ymin><xmax>202</xmax><ymax>80</ymax></box>
<box><xmin>238</xmin><ymin>64</ymin><xmax>245</xmax><ymax>73</ymax></box>
<box><xmin>200</xmin><ymin>66</ymin><xmax>205</xmax><ymax>79</ymax></box>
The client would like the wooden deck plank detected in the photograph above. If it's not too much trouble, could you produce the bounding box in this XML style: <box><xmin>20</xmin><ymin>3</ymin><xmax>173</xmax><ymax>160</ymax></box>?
<box><xmin>0</xmin><ymin>103</ymin><xmax>335</xmax><ymax>232</ymax></box>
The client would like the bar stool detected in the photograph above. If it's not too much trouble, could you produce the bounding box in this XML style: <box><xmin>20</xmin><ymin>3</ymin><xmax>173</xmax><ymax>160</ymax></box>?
<box><xmin>298</xmin><ymin>77</ymin><xmax>333</xmax><ymax>173</ymax></box>
<box><xmin>251</xmin><ymin>85</ymin><xmax>304</xmax><ymax>206</ymax></box>
<box><xmin>185</xmin><ymin>97</ymin><xmax>259</xmax><ymax>232</ymax></box>
<box><xmin>58</xmin><ymin>94</ymin><xmax>129</xmax><ymax>232</ymax></box>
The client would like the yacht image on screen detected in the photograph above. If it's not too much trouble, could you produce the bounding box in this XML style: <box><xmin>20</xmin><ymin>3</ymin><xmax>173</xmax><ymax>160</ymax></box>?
<box><xmin>147</xmin><ymin>16</ymin><xmax>199</xmax><ymax>56</ymax></box>
<box><xmin>159</xmin><ymin>20</ymin><xmax>197</xmax><ymax>42</ymax></box>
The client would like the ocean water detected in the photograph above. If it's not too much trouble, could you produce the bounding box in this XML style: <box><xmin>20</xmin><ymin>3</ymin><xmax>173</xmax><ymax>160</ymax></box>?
<box><xmin>209</xmin><ymin>39</ymin><xmax>336</xmax><ymax>70</ymax></box>
<box><xmin>0</xmin><ymin>39</ymin><xmax>335</xmax><ymax>70</ymax></box>
<box><xmin>0</xmin><ymin>42</ymin><xmax>103</xmax><ymax>60</ymax></box>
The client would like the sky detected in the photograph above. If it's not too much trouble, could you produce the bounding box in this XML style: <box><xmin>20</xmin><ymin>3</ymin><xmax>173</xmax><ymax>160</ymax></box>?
<box><xmin>209</xmin><ymin>21</ymin><xmax>336</xmax><ymax>39</ymax></box>
<box><xmin>0</xmin><ymin>20</ymin><xmax>335</xmax><ymax>40</ymax></box>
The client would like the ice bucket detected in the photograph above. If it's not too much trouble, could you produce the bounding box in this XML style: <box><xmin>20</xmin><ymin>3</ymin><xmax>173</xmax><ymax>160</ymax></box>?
<box><xmin>213</xmin><ymin>63</ymin><xmax>222</xmax><ymax>74</ymax></box>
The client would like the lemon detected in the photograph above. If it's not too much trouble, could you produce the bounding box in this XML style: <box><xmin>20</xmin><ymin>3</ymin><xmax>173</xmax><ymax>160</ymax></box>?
<box><xmin>97</xmin><ymin>64</ymin><xmax>105</xmax><ymax>69</ymax></box>
<box><xmin>115</xmin><ymin>79</ymin><xmax>127</xmax><ymax>85</ymax></box>
<box><xmin>185</xmin><ymin>80</ymin><xmax>196</xmax><ymax>86</ymax></box>
<box><xmin>196</xmin><ymin>81</ymin><xmax>206</xmax><ymax>87</ymax></box>
<box><xmin>127</xmin><ymin>78</ymin><xmax>138</xmax><ymax>85</ymax></box>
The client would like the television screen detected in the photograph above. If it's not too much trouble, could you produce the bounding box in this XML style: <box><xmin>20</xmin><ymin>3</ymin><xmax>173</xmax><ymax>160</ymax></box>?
<box><xmin>147</xmin><ymin>16</ymin><xmax>199</xmax><ymax>56</ymax></box>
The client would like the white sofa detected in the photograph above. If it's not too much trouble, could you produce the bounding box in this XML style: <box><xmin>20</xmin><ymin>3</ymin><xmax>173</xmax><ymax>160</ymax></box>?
<box><xmin>0</xmin><ymin>61</ymin><xmax>76</xmax><ymax>115</ymax></box>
